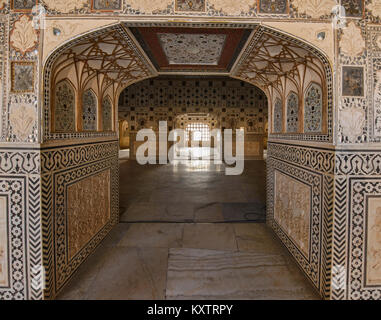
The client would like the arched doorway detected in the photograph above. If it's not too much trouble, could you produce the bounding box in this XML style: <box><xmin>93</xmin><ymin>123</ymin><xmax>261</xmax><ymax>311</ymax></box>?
<box><xmin>40</xmin><ymin>21</ymin><xmax>333</xmax><ymax>300</ymax></box>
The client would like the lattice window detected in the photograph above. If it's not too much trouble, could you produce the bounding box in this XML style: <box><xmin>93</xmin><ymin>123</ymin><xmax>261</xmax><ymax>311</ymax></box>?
<box><xmin>186</xmin><ymin>123</ymin><xmax>210</xmax><ymax>142</ymax></box>
<box><xmin>287</xmin><ymin>92</ymin><xmax>299</xmax><ymax>133</ymax></box>
<box><xmin>82</xmin><ymin>89</ymin><xmax>97</xmax><ymax>131</ymax></box>
<box><xmin>304</xmin><ymin>83</ymin><xmax>323</xmax><ymax>133</ymax></box>
<box><xmin>54</xmin><ymin>80</ymin><xmax>75</xmax><ymax>132</ymax></box>
<box><xmin>102</xmin><ymin>96</ymin><xmax>113</xmax><ymax>131</ymax></box>
<box><xmin>273</xmin><ymin>98</ymin><xmax>283</xmax><ymax>133</ymax></box>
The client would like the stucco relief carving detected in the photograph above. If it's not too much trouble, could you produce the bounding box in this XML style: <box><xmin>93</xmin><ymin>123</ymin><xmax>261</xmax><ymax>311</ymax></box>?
<box><xmin>9</xmin><ymin>103</ymin><xmax>37</xmax><ymax>141</ymax></box>
<box><xmin>339</xmin><ymin>106</ymin><xmax>365</xmax><ymax>142</ymax></box>
<box><xmin>340</xmin><ymin>22</ymin><xmax>365</xmax><ymax>57</ymax></box>
<box><xmin>368</xmin><ymin>2</ymin><xmax>381</xmax><ymax>18</ymax></box>
<box><xmin>10</xmin><ymin>15</ymin><xmax>38</xmax><ymax>55</ymax></box>
<box><xmin>292</xmin><ymin>0</ymin><xmax>335</xmax><ymax>18</ymax></box>
<box><xmin>366</xmin><ymin>197</ymin><xmax>381</xmax><ymax>285</ymax></box>
<box><xmin>208</xmin><ymin>0</ymin><xmax>253</xmax><ymax>15</ymax></box>
<box><xmin>0</xmin><ymin>196</ymin><xmax>8</xmax><ymax>287</ymax></box>
<box><xmin>42</xmin><ymin>0</ymin><xmax>88</xmax><ymax>13</ymax></box>
<box><xmin>274</xmin><ymin>171</ymin><xmax>310</xmax><ymax>257</ymax></box>
<box><xmin>67</xmin><ymin>170</ymin><xmax>111</xmax><ymax>260</ymax></box>
<box><xmin>126</xmin><ymin>0</ymin><xmax>172</xmax><ymax>14</ymax></box>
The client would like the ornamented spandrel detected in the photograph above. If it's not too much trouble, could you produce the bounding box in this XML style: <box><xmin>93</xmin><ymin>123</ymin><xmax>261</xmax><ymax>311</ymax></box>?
<box><xmin>274</xmin><ymin>171</ymin><xmax>311</xmax><ymax>258</ymax></box>
<box><xmin>67</xmin><ymin>169</ymin><xmax>111</xmax><ymax>260</ymax></box>
<box><xmin>54</xmin><ymin>80</ymin><xmax>75</xmax><ymax>132</ymax></box>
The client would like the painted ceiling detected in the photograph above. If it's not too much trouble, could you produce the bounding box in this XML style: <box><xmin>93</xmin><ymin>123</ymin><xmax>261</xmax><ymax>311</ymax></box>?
<box><xmin>130</xmin><ymin>27</ymin><xmax>251</xmax><ymax>73</ymax></box>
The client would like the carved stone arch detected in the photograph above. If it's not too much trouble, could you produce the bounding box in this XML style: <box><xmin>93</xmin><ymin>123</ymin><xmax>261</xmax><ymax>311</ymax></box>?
<box><xmin>82</xmin><ymin>88</ymin><xmax>98</xmax><ymax>132</ymax></box>
<box><xmin>53</xmin><ymin>79</ymin><xmax>76</xmax><ymax>133</ymax></box>
<box><xmin>304</xmin><ymin>82</ymin><xmax>323</xmax><ymax>133</ymax></box>
<box><xmin>286</xmin><ymin>91</ymin><xmax>299</xmax><ymax>133</ymax></box>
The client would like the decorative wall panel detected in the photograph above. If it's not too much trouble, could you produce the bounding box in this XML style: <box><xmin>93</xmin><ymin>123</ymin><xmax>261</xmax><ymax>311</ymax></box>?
<box><xmin>273</xmin><ymin>98</ymin><xmax>282</xmax><ymax>133</ymax></box>
<box><xmin>342</xmin><ymin>66</ymin><xmax>364</xmax><ymax>97</ymax></box>
<box><xmin>274</xmin><ymin>171</ymin><xmax>311</xmax><ymax>257</ymax></box>
<box><xmin>41</xmin><ymin>140</ymin><xmax>119</xmax><ymax>299</ymax></box>
<box><xmin>82</xmin><ymin>89</ymin><xmax>97</xmax><ymax>131</ymax></box>
<box><xmin>102</xmin><ymin>96</ymin><xmax>112</xmax><ymax>131</ymax></box>
<box><xmin>0</xmin><ymin>196</ymin><xmax>8</xmax><ymax>288</ymax></box>
<box><xmin>54</xmin><ymin>80</ymin><xmax>75</xmax><ymax>133</ymax></box>
<box><xmin>92</xmin><ymin>0</ymin><xmax>122</xmax><ymax>10</ymax></box>
<box><xmin>67</xmin><ymin>169</ymin><xmax>111</xmax><ymax>260</ymax></box>
<box><xmin>11</xmin><ymin>62</ymin><xmax>34</xmax><ymax>93</ymax></box>
<box><xmin>286</xmin><ymin>92</ymin><xmax>298</xmax><ymax>133</ymax></box>
<box><xmin>11</xmin><ymin>0</ymin><xmax>37</xmax><ymax>10</ymax></box>
<box><xmin>258</xmin><ymin>0</ymin><xmax>288</xmax><ymax>14</ymax></box>
<box><xmin>175</xmin><ymin>0</ymin><xmax>205</xmax><ymax>12</ymax></box>
<box><xmin>341</xmin><ymin>0</ymin><xmax>364</xmax><ymax>18</ymax></box>
<box><xmin>304</xmin><ymin>83</ymin><xmax>322</xmax><ymax>133</ymax></box>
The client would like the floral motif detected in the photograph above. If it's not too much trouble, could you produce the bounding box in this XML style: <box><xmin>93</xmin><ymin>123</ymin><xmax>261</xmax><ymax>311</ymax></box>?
<box><xmin>304</xmin><ymin>83</ymin><xmax>322</xmax><ymax>133</ymax></box>
<box><xmin>208</xmin><ymin>0</ymin><xmax>253</xmax><ymax>15</ymax></box>
<box><xmin>291</xmin><ymin>0</ymin><xmax>335</xmax><ymax>18</ymax></box>
<box><xmin>339</xmin><ymin>106</ymin><xmax>365</xmax><ymax>142</ymax></box>
<box><xmin>286</xmin><ymin>92</ymin><xmax>299</xmax><ymax>133</ymax></box>
<box><xmin>92</xmin><ymin>0</ymin><xmax>121</xmax><ymax>10</ymax></box>
<box><xmin>42</xmin><ymin>0</ymin><xmax>88</xmax><ymax>13</ymax></box>
<box><xmin>340</xmin><ymin>22</ymin><xmax>365</xmax><ymax>57</ymax></box>
<box><xmin>368</xmin><ymin>1</ymin><xmax>381</xmax><ymax>18</ymax></box>
<box><xmin>126</xmin><ymin>0</ymin><xmax>172</xmax><ymax>13</ymax></box>
<box><xmin>82</xmin><ymin>89</ymin><xmax>97</xmax><ymax>131</ymax></box>
<box><xmin>10</xmin><ymin>15</ymin><xmax>38</xmax><ymax>55</ymax></box>
<box><xmin>273</xmin><ymin>98</ymin><xmax>283</xmax><ymax>133</ymax></box>
<box><xmin>9</xmin><ymin>103</ymin><xmax>37</xmax><ymax>141</ymax></box>
<box><xmin>175</xmin><ymin>0</ymin><xmax>205</xmax><ymax>12</ymax></box>
<box><xmin>259</xmin><ymin>0</ymin><xmax>288</xmax><ymax>14</ymax></box>
<box><xmin>102</xmin><ymin>96</ymin><xmax>112</xmax><ymax>131</ymax></box>
<box><xmin>54</xmin><ymin>80</ymin><xmax>75</xmax><ymax>132</ymax></box>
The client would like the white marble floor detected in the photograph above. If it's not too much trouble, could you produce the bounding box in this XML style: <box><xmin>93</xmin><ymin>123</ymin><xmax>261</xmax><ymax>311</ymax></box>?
<box><xmin>57</xmin><ymin>160</ymin><xmax>320</xmax><ymax>300</ymax></box>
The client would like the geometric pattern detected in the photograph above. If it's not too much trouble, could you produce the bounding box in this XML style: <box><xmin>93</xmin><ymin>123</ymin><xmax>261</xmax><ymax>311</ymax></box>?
<box><xmin>41</xmin><ymin>140</ymin><xmax>119</xmax><ymax>299</ymax></box>
<box><xmin>304</xmin><ymin>83</ymin><xmax>322</xmax><ymax>133</ymax></box>
<box><xmin>82</xmin><ymin>89</ymin><xmax>97</xmax><ymax>131</ymax></box>
<box><xmin>54</xmin><ymin>80</ymin><xmax>75</xmax><ymax>132</ymax></box>
<box><xmin>287</xmin><ymin>92</ymin><xmax>298</xmax><ymax>133</ymax></box>
<box><xmin>102</xmin><ymin>96</ymin><xmax>112</xmax><ymax>131</ymax></box>
<box><xmin>273</xmin><ymin>98</ymin><xmax>283</xmax><ymax>133</ymax></box>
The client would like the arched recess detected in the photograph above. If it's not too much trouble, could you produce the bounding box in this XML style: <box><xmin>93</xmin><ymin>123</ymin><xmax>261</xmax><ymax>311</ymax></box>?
<box><xmin>53</xmin><ymin>79</ymin><xmax>76</xmax><ymax>133</ymax></box>
<box><xmin>82</xmin><ymin>89</ymin><xmax>98</xmax><ymax>131</ymax></box>
<box><xmin>273</xmin><ymin>97</ymin><xmax>283</xmax><ymax>133</ymax></box>
<box><xmin>102</xmin><ymin>95</ymin><xmax>113</xmax><ymax>132</ymax></box>
<box><xmin>304</xmin><ymin>82</ymin><xmax>323</xmax><ymax>133</ymax></box>
<box><xmin>286</xmin><ymin>91</ymin><xmax>299</xmax><ymax>133</ymax></box>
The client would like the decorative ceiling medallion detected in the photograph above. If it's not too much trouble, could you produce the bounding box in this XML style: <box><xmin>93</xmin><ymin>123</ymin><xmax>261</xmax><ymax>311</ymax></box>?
<box><xmin>131</xmin><ymin>27</ymin><xmax>251</xmax><ymax>72</ymax></box>
<box><xmin>340</xmin><ymin>22</ymin><xmax>365</xmax><ymax>57</ymax></box>
<box><xmin>158</xmin><ymin>33</ymin><xmax>226</xmax><ymax>65</ymax></box>
<box><xmin>10</xmin><ymin>15</ymin><xmax>38</xmax><ymax>55</ymax></box>
<box><xmin>291</xmin><ymin>0</ymin><xmax>335</xmax><ymax>18</ymax></box>
<box><xmin>42</xmin><ymin>0</ymin><xmax>88</xmax><ymax>13</ymax></box>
